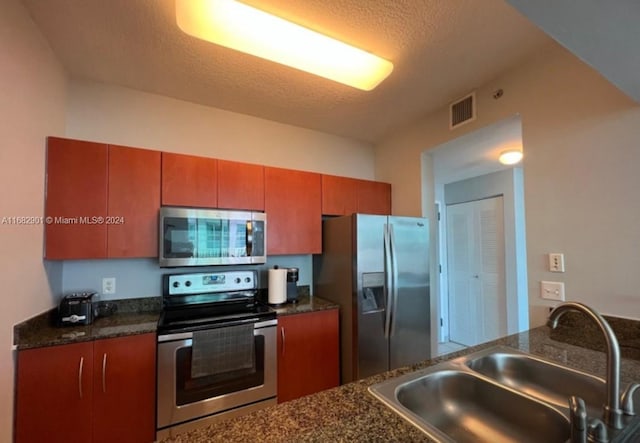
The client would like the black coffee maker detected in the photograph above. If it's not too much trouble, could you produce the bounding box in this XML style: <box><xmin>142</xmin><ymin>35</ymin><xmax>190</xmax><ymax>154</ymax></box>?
<box><xmin>286</xmin><ymin>268</ymin><xmax>299</xmax><ymax>303</ymax></box>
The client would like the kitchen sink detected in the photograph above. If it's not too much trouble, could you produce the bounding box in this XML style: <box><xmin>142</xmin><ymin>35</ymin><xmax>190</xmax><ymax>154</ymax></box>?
<box><xmin>370</xmin><ymin>364</ymin><xmax>570</xmax><ymax>442</ymax></box>
<box><xmin>368</xmin><ymin>346</ymin><xmax>631</xmax><ymax>442</ymax></box>
<box><xmin>464</xmin><ymin>347</ymin><xmax>607</xmax><ymax>418</ymax></box>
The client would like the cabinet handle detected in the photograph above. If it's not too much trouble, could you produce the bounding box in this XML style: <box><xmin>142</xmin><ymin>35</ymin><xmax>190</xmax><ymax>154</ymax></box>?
<box><xmin>78</xmin><ymin>357</ymin><xmax>84</xmax><ymax>399</ymax></box>
<box><xmin>102</xmin><ymin>353</ymin><xmax>108</xmax><ymax>393</ymax></box>
<box><xmin>281</xmin><ymin>327</ymin><xmax>285</xmax><ymax>356</ymax></box>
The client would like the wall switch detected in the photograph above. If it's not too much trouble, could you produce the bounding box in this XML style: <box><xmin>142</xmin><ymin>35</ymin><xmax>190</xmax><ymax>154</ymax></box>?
<box><xmin>540</xmin><ymin>281</ymin><xmax>565</xmax><ymax>301</ymax></box>
<box><xmin>548</xmin><ymin>253</ymin><xmax>565</xmax><ymax>272</ymax></box>
<box><xmin>102</xmin><ymin>277</ymin><xmax>116</xmax><ymax>295</ymax></box>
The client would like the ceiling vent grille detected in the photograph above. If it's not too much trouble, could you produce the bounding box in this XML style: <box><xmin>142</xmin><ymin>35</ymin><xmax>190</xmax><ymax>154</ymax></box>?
<box><xmin>449</xmin><ymin>92</ymin><xmax>476</xmax><ymax>129</ymax></box>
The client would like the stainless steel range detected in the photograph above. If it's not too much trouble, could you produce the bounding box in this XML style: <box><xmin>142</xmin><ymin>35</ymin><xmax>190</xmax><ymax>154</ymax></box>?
<box><xmin>156</xmin><ymin>270</ymin><xmax>277</xmax><ymax>439</ymax></box>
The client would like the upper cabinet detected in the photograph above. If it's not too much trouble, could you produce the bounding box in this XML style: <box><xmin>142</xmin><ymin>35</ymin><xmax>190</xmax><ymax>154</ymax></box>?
<box><xmin>321</xmin><ymin>174</ymin><xmax>392</xmax><ymax>216</ymax></box>
<box><xmin>356</xmin><ymin>179</ymin><xmax>391</xmax><ymax>215</ymax></box>
<box><xmin>107</xmin><ymin>145</ymin><xmax>160</xmax><ymax>258</ymax></box>
<box><xmin>161</xmin><ymin>152</ymin><xmax>217</xmax><ymax>208</ymax></box>
<box><xmin>45</xmin><ymin>137</ymin><xmax>160</xmax><ymax>259</ymax></box>
<box><xmin>217</xmin><ymin>160</ymin><xmax>264</xmax><ymax>210</ymax></box>
<box><xmin>45</xmin><ymin>138</ymin><xmax>108</xmax><ymax>259</ymax></box>
<box><xmin>161</xmin><ymin>154</ymin><xmax>264</xmax><ymax>211</ymax></box>
<box><xmin>45</xmin><ymin>137</ymin><xmax>392</xmax><ymax>259</ymax></box>
<box><xmin>265</xmin><ymin>167</ymin><xmax>322</xmax><ymax>255</ymax></box>
<box><xmin>321</xmin><ymin>175</ymin><xmax>358</xmax><ymax>216</ymax></box>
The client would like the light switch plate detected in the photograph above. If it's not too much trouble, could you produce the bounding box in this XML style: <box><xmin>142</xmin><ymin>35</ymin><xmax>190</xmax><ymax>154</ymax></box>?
<box><xmin>540</xmin><ymin>281</ymin><xmax>565</xmax><ymax>301</ymax></box>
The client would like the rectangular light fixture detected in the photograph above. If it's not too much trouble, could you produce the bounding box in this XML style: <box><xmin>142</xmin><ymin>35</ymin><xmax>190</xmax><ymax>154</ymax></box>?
<box><xmin>175</xmin><ymin>0</ymin><xmax>394</xmax><ymax>91</ymax></box>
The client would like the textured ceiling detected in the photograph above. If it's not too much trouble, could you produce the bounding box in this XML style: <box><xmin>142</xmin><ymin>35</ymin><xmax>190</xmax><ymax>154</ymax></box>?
<box><xmin>22</xmin><ymin>0</ymin><xmax>552</xmax><ymax>143</ymax></box>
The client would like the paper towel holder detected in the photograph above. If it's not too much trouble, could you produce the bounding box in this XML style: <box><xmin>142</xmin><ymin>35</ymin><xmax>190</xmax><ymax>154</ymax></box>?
<box><xmin>268</xmin><ymin>265</ymin><xmax>288</xmax><ymax>306</ymax></box>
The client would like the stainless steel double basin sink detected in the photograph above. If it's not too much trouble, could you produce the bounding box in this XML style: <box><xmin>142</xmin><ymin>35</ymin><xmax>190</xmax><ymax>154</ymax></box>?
<box><xmin>369</xmin><ymin>346</ymin><xmax>622</xmax><ymax>442</ymax></box>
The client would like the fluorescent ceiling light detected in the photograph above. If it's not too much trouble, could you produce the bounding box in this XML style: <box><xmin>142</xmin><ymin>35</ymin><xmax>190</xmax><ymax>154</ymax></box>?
<box><xmin>499</xmin><ymin>149</ymin><xmax>523</xmax><ymax>165</ymax></box>
<box><xmin>175</xmin><ymin>0</ymin><xmax>394</xmax><ymax>91</ymax></box>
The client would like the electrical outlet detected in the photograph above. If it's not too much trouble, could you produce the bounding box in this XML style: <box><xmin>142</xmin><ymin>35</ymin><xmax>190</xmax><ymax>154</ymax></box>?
<box><xmin>102</xmin><ymin>277</ymin><xmax>116</xmax><ymax>295</ymax></box>
<box><xmin>540</xmin><ymin>281</ymin><xmax>565</xmax><ymax>301</ymax></box>
<box><xmin>549</xmin><ymin>253</ymin><xmax>565</xmax><ymax>272</ymax></box>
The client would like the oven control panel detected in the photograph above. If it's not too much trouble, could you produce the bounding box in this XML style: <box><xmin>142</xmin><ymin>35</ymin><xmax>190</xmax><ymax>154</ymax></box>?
<box><xmin>165</xmin><ymin>271</ymin><xmax>257</xmax><ymax>296</ymax></box>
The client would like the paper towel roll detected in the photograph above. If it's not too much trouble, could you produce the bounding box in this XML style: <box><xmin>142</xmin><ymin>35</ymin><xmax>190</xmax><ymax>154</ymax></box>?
<box><xmin>268</xmin><ymin>269</ymin><xmax>288</xmax><ymax>305</ymax></box>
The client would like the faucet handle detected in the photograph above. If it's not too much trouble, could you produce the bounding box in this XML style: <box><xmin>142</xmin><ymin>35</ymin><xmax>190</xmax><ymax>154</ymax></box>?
<box><xmin>621</xmin><ymin>382</ymin><xmax>640</xmax><ymax>415</ymax></box>
<box><xmin>587</xmin><ymin>418</ymin><xmax>609</xmax><ymax>443</ymax></box>
<box><xmin>569</xmin><ymin>396</ymin><xmax>588</xmax><ymax>443</ymax></box>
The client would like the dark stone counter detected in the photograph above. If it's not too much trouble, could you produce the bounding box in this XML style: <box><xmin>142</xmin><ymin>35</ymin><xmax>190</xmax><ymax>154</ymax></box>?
<box><xmin>161</xmin><ymin>326</ymin><xmax>640</xmax><ymax>443</ymax></box>
<box><xmin>13</xmin><ymin>294</ymin><xmax>336</xmax><ymax>350</ymax></box>
<box><xmin>551</xmin><ymin>311</ymin><xmax>640</xmax><ymax>360</ymax></box>
<box><xmin>269</xmin><ymin>294</ymin><xmax>339</xmax><ymax>316</ymax></box>
<box><xmin>13</xmin><ymin>297</ymin><xmax>161</xmax><ymax>350</ymax></box>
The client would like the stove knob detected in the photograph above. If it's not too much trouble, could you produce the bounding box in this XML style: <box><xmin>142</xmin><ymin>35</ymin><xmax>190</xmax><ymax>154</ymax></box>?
<box><xmin>172</xmin><ymin>281</ymin><xmax>180</xmax><ymax>288</ymax></box>
<box><xmin>245</xmin><ymin>277</ymin><xmax>251</xmax><ymax>283</ymax></box>
<box><xmin>185</xmin><ymin>280</ymin><xmax>192</xmax><ymax>287</ymax></box>
<box><xmin>235</xmin><ymin>278</ymin><xmax>241</xmax><ymax>284</ymax></box>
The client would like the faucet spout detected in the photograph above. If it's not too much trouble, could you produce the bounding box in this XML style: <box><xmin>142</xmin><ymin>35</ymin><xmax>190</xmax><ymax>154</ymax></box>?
<box><xmin>548</xmin><ymin>301</ymin><xmax>623</xmax><ymax>430</ymax></box>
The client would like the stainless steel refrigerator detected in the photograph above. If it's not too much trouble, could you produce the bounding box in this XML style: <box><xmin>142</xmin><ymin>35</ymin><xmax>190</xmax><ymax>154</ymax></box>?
<box><xmin>314</xmin><ymin>214</ymin><xmax>430</xmax><ymax>383</ymax></box>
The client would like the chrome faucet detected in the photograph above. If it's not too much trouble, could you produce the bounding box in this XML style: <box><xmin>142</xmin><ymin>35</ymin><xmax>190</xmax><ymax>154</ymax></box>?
<box><xmin>621</xmin><ymin>382</ymin><xmax>640</xmax><ymax>415</ymax></box>
<box><xmin>548</xmin><ymin>302</ymin><xmax>624</xmax><ymax>430</ymax></box>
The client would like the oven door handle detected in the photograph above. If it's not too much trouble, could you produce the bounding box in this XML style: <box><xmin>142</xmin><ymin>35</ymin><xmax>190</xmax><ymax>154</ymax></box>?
<box><xmin>157</xmin><ymin>319</ymin><xmax>278</xmax><ymax>342</ymax></box>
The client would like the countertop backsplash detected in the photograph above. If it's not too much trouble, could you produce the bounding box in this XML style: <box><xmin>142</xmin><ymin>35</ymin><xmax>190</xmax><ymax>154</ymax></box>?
<box><xmin>550</xmin><ymin>310</ymin><xmax>640</xmax><ymax>360</ymax></box>
<box><xmin>59</xmin><ymin>255</ymin><xmax>314</xmax><ymax>301</ymax></box>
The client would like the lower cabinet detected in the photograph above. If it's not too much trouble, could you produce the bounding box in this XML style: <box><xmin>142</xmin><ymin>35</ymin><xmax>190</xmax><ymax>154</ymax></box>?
<box><xmin>15</xmin><ymin>333</ymin><xmax>156</xmax><ymax>443</ymax></box>
<box><xmin>277</xmin><ymin>309</ymin><xmax>340</xmax><ymax>403</ymax></box>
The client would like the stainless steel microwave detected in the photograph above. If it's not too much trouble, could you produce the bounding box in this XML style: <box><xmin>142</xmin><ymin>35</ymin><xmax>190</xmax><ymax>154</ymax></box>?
<box><xmin>159</xmin><ymin>207</ymin><xmax>266</xmax><ymax>267</ymax></box>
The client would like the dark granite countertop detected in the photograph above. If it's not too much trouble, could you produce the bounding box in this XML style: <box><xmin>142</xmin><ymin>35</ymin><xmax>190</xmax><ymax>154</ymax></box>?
<box><xmin>13</xmin><ymin>294</ymin><xmax>336</xmax><ymax>350</ymax></box>
<box><xmin>269</xmin><ymin>294</ymin><xmax>338</xmax><ymax>316</ymax></box>
<box><xmin>161</xmin><ymin>326</ymin><xmax>640</xmax><ymax>443</ymax></box>
<box><xmin>13</xmin><ymin>297</ymin><xmax>161</xmax><ymax>350</ymax></box>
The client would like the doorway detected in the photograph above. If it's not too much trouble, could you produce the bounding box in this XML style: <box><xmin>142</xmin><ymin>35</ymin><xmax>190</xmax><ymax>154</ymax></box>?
<box><xmin>424</xmin><ymin>115</ymin><xmax>529</xmax><ymax>355</ymax></box>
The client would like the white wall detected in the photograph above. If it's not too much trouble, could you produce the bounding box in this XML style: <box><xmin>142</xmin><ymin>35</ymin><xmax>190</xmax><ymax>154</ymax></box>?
<box><xmin>376</xmin><ymin>42</ymin><xmax>640</xmax><ymax>327</ymax></box>
<box><xmin>67</xmin><ymin>79</ymin><xmax>375</xmax><ymax>177</ymax></box>
<box><xmin>0</xmin><ymin>0</ymin><xmax>67</xmax><ymax>441</ymax></box>
<box><xmin>62</xmin><ymin>80</ymin><xmax>376</xmax><ymax>299</ymax></box>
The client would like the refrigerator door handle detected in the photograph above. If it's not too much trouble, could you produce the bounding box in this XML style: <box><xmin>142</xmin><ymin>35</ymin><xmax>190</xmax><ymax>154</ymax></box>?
<box><xmin>384</xmin><ymin>223</ymin><xmax>393</xmax><ymax>339</ymax></box>
<box><xmin>389</xmin><ymin>223</ymin><xmax>399</xmax><ymax>337</ymax></box>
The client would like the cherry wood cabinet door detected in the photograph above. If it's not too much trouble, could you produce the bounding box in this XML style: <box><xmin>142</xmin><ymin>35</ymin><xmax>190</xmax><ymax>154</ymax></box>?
<box><xmin>264</xmin><ymin>167</ymin><xmax>322</xmax><ymax>255</ymax></box>
<box><xmin>277</xmin><ymin>309</ymin><xmax>340</xmax><ymax>403</ymax></box>
<box><xmin>356</xmin><ymin>179</ymin><xmax>392</xmax><ymax>215</ymax></box>
<box><xmin>92</xmin><ymin>333</ymin><xmax>156</xmax><ymax>443</ymax></box>
<box><xmin>45</xmin><ymin>137</ymin><xmax>108</xmax><ymax>259</ymax></box>
<box><xmin>107</xmin><ymin>145</ymin><xmax>161</xmax><ymax>258</ymax></box>
<box><xmin>321</xmin><ymin>174</ymin><xmax>358</xmax><ymax>216</ymax></box>
<box><xmin>15</xmin><ymin>342</ymin><xmax>94</xmax><ymax>443</ymax></box>
<box><xmin>217</xmin><ymin>160</ymin><xmax>264</xmax><ymax>210</ymax></box>
<box><xmin>161</xmin><ymin>152</ymin><xmax>217</xmax><ymax>208</ymax></box>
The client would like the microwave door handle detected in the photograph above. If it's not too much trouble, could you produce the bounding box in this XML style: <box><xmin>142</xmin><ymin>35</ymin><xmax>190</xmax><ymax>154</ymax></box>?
<box><xmin>246</xmin><ymin>221</ymin><xmax>253</xmax><ymax>257</ymax></box>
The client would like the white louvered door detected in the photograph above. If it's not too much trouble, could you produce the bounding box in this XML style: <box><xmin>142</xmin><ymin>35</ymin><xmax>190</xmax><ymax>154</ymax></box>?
<box><xmin>447</xmin><ymin>196</ymin><xmax>506</xmax><ymax>346</ymax></box>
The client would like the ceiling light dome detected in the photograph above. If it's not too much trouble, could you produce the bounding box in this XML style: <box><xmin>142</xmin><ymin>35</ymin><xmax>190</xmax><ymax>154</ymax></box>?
<box><xmin>499</xmin><ymin>149</ymin><xmax>523</xmax><ymax>165</ymax></box>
